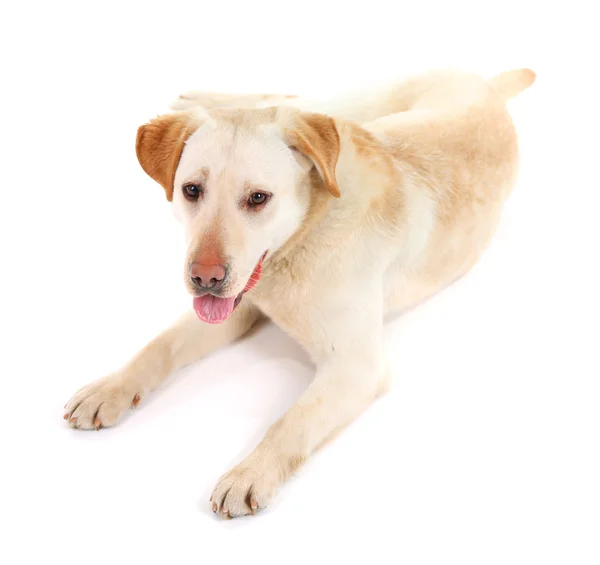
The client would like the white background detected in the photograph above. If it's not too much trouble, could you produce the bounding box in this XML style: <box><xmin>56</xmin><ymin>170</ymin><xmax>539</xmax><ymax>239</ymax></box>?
<box><xmin>1</xmin><ymin>1</ymin><xmax>598</xmax><ymax>563</ymax></box>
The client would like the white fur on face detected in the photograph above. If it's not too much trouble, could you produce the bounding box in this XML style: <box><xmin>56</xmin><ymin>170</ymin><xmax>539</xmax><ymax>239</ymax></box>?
<box><xmin>172</xmin><ymin>120</ymin><xmax>311</xmax><ymax>295</ymax></box>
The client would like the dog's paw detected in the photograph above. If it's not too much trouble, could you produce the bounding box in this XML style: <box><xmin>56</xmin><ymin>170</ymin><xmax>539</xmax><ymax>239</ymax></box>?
<box><xmin>63</xmin><ymin>375</ymin><xmax>141</xmax><ymax>430</ymax></box>
<box><xmin>210</xmin><ymin>451</ymin><xmax>284</xmax><ymax>518</ymax></box>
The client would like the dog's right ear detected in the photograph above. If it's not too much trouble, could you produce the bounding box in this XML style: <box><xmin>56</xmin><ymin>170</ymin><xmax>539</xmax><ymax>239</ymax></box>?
<box><xmin>136</xmin><ymin>113</ymin><xmax>198</xmax><ymax>201</ymax></box>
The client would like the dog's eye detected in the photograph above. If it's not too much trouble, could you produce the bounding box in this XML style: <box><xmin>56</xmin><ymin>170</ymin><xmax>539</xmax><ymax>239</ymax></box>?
<box><xmin>248</xmin><ymin>192</ymin><xmax>269</xmax><ymax>207</ymax></box>
<box><xmin>182</xmin><ymin>183</ymin><xmax>202</xmax><ymax>201</ymax></box>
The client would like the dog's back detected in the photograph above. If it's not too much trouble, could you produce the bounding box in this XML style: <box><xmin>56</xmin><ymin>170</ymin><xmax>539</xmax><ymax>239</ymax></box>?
<box><xmin>370</xmin><ymin>69</ymin><xmax>535</xmax><ymax>312</ymax></box>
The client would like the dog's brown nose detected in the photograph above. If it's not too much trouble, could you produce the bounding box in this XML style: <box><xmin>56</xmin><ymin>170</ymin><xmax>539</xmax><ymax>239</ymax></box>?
<box><xmin>190</xmin><ymin>263</ymin><xmax>226</xmax><ymax>290</ymax></box>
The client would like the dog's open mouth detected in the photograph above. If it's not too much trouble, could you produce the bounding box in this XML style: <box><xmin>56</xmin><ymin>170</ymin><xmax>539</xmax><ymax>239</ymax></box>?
<box><xmin>192</xmin><ymin>253</ymin><xmax>266</xmax><ymax>324</ymax></box>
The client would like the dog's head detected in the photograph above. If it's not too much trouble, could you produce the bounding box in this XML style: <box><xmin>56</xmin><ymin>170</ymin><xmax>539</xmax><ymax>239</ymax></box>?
<box><xmin>136</xmin><ymin>107</ymin><xmax>340</xmax><ymax>323</ymax></box>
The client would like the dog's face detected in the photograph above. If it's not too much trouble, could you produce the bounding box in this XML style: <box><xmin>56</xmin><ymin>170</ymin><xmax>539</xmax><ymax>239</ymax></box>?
<box><xmin>136</xmin><ymin>107</ymin><xmax>340</xmax><ymax>323</ymax></box>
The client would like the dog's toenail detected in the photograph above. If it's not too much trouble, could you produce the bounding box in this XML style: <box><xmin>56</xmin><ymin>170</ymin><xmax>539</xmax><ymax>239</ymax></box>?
<box><xmin>212</xmin><ymin>503</ymin><xmax>218</xmax><ymax>513</ymax></box>
<box><xmin>69</xmin><ymin>417</ymin><xmax>77</xmax><ymax>425</ymax></box>
<box><xmin>63</xmin><ymin>413</ymin><xmax>69</xmax><ymax>420</ymax></box>
<box><xmin>131</xmin><ymin>394</ymin><xmax>141</xmax><ymax>408</ymax></box>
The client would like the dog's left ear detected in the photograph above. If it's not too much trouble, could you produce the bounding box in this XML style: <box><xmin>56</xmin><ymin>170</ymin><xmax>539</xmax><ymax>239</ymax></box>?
<box><xmin>136</xmin><ymin>113</ymin><xmax>198</xmax><ymax>201</ymax></box>
<box><xmin>284</xmin><ymin>112</ymin><xmax>341</xmax><ymax>198</ymax></box>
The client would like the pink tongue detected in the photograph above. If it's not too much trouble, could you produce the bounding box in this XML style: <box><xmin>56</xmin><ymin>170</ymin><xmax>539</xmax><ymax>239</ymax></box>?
<box><xmin>193</xmin><ymin>295</ymin><xmax>237</xmax><ymax>324</ymax></box>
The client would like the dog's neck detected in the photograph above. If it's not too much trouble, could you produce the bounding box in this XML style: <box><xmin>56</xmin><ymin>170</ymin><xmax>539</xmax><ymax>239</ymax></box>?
<box><xmin>266</xmin><ymin>170</ymin><xmax>332</xmax><ymax>268</ymax></box>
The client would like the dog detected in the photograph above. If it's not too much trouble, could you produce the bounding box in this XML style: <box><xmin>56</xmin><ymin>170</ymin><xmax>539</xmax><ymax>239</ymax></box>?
<box><xmin>64</xmin><ymin>68</ymin><xmax>535</xmax><ymax>518</ymax></box>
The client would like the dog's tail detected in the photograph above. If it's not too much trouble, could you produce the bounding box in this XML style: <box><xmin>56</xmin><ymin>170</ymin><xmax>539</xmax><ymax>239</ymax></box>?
<box><xmin>488</xmin><ymin>68</ymin><xmax>536</xmax><ymax>101</ymax></box>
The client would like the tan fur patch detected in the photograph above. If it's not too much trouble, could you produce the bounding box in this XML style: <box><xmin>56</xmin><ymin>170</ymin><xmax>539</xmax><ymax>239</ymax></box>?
<box><xmin>284</xmin><ymin>113</ymin><xmax>341</xmax><ymax>198</ymax></box>
<box><xmin>136</xmin><ymin>113</ymin><xmax>199</xmax><ymax>201</ymax></box>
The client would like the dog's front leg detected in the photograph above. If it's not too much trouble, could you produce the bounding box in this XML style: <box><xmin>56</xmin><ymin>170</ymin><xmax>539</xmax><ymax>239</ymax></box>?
<box><xmin>64</xmin><ymin>302</ymin><xmax>262</xmax><ymax>430</ymax></box>
<box><xmin>210</xmin><ymin>306</ymin><xmax>389</xmax><ymax>518</ymax></box>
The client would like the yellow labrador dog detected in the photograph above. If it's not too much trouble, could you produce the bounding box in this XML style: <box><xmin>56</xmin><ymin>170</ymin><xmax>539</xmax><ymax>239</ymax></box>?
<box><xmin>64</xmin><ymin>68</ymin><xmax>535</xmax><ymax>518</ymax></box>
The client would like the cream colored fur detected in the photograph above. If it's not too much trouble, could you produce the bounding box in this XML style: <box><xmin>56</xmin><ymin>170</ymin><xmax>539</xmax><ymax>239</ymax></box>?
<box><xmin>64</xmin><ymin>68</ymin><xmax>535</xmax><ymax>518</ymax></box>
